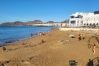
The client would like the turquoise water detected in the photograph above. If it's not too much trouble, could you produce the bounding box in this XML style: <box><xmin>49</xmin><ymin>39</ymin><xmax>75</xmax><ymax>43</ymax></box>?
<box><xmin>0</xmin><ymin>26</ymin><xmax>53</xmax><ymax>45</ymax></box>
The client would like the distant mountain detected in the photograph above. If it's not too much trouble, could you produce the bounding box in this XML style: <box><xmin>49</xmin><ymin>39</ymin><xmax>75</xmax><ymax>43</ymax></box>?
<box><xmin>0</xmin><ymin>20</ymin><xmax>43</xmax><ymax>26</ymax></box>
<box><xmin>0</xmin><ymin>20</ymin><xmax>65</xmax><ymax>26</ymax></box>
<box><xmin>25</xmin><ymin>20</ymin><xmax>43</xmax><ymax>25</ymax></box>
<box><xmin>0</xmin><ymin>21</ymin><xmax>25</xmax><ymax>26</ymax></box>
<box><xmin>46</xmin><ymin>21</ymin><xmax>58</xmax><ymax>24</ymax></box>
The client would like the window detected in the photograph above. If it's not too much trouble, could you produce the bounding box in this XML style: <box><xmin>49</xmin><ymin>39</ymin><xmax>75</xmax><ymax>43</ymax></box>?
<box><xmin>96</xmin><ymin>23</ymin><xmax>98</xmax><ymax>25</ymax></box>
<box><xmin>76</xmin><ymin>15</ymin><xmax>83</xmax><ymax>18</ymax></box>
<box><xmin>87</xmin><ymin>23</ymin><xmax>88</xmax><ymax>26</ymax></box>
<box><xmin>90</xmin><ymin>23</ymin><xmax>92</xmax><ymax>26</ymax></box>
<box><xmin>71</xmin><ymin>21</ymin><xmax>75</xmax><ymax>24</ymax></box>
<box><xmin>70</xmin><ymin>16</ymin><xmax>75</xmax><ymax>18</ymax></box>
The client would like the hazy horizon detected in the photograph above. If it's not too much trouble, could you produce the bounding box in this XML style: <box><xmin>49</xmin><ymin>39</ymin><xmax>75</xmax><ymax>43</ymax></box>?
<box><xmin>0</xmin><ymin>0</ymin><xmax>99</xmax><ymax>23</ymax></box>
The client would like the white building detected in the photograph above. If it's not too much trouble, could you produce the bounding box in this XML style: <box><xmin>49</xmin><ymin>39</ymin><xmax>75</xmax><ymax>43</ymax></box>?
<box><xmin>69</xmin><ymin>11</ymin><xmax>99</xmax><ymax>28</ymax></box>
<box><xmin>32</xmin><ymin>22</ymin><xmax>67</xmax><ymax>27</ymax></box>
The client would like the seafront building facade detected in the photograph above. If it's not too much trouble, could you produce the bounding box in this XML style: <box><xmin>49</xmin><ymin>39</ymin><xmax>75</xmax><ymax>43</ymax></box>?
<box><xmin>32</xmin><ymin>22</ymin><xmax>67</xmax><ymax>27</ymax></box>
<box><xmin>69</xmin><ymin>11</ymin><xmax>99</xmax><ymax>28</ymax></box>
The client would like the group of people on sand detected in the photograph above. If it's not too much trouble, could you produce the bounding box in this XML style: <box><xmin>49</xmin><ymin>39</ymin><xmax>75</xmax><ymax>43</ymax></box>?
<box><xmin>31</xmin><ymin>32</ymin><xmax>46</xmax><ymax>37</ymax></box>
<box><xmin>78</xmin><ymin>33</ymin><xmax>85</xmax><ymax>41</ymax></box>
<box><xmin>38</xmin><ymin>32</ymin><xmax>46</xmax><ymax>36</ymax></box>
<box><xmin>78</xmin><ymin>33</ymin><xmax>96</xmax><ymax>54</ymax></box>
<box><xmin>69</xmin><ymin>58</ymin><xmax>99</xmax><ymax>66</ymax></box>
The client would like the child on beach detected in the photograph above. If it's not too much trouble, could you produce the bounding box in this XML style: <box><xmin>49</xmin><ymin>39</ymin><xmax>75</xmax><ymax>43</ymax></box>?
<box><xmin>92</xmin><ymin>43</ymin><xmax>96</xmax><ymax>54</ymax></box>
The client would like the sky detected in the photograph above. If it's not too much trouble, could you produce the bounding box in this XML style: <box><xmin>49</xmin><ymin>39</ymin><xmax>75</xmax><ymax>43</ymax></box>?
<box><xmin>0</xmin><ymin>0</ymin><xmax>99</xmax><ymax>23</ymax></box>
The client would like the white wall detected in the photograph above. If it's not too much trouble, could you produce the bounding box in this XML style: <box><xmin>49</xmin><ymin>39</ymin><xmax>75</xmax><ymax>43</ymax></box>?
<box><xmin>69</xmin><ymin>12</ymin><xmax>99</xmax><ymax>27</ymax></box>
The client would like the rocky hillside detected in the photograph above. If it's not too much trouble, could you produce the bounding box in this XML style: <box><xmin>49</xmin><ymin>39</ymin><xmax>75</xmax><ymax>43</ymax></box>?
<box><xmin>0</xmin><ymin>20</ymin><xmax>43</xmax><ymax>26</ymax></box>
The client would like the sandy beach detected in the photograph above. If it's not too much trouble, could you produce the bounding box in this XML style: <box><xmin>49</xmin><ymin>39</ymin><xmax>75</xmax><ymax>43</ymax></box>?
<box><xmin>0</xmin><ymin>28</ymin><xmax>99</xmax><ymax>66</ymax></box>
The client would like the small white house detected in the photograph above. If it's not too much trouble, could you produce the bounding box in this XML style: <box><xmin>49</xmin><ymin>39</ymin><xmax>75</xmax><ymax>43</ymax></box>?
<box><xmin>69</xmin><ymin>11</ymin><xmax>99</xmax><ymax>27</ymax></box>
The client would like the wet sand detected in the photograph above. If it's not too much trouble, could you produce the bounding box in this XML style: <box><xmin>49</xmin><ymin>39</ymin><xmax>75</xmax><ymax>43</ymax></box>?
<box><xmin>0</xmin><ymin>29</ymin><xmax>99</xmax><ymax>66</ymax></box>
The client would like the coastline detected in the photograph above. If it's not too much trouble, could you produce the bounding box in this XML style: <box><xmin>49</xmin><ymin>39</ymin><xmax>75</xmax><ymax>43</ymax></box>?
<box><xmin>0</xmin><ymin>28</ymin><xmax>99</xmax><ymax>66</ymax></box>
<box><xmin>1</xmin><ymin>29</ymin><xmax>51</xmax><ymax>46</ymax></box>
<box><xmin>0</xmin><ymin>26</ymin><xmax>54</xmax><ymax>46</ymax></box>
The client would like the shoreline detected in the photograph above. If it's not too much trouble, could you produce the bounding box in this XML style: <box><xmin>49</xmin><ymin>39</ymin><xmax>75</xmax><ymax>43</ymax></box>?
<box><xmin>0</xmin><ymin>28</ymin><xmax>54</xmax><ymax>47</ymax></box>
<box><xmin>0</xmin><ymin>27</ymin><xmax>54</xmax><ymax>46</ymax></box>
<box><xmin>0</xmin><ymin>28</ymin><xmax>99</xmax><ymax>66</ymax></box>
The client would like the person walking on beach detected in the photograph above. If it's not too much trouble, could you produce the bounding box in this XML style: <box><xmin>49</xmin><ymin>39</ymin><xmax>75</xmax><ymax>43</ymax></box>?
<box><xmin>78</xmin><ymin>34</ymin><xmax>81</xmax><ymax>41</ymax></box>
<box><xmin>87</xmin><ymin>59</ymin><xmax>94</xmax><ymax>66</ymax></box>
<box><xmin>82</xmin><ymin>34</ymin><xmax>85</xmax><ymax>40</ymax></box>
<box><xmin>92</xmin><ymin>43</ymin><xmax>96</xmax><ymax>54</ymax></box>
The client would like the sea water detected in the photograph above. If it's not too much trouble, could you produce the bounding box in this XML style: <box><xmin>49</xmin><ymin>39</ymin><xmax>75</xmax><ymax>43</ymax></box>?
<box><xmin>0</xmin><ymin>26</ymin><xmax>53</xmax><ymax>45</ymax></box>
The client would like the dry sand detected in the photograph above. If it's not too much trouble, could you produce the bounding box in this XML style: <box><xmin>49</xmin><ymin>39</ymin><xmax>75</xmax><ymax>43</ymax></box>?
<box><xmin>0</xmin><ymin>29</ymin><xmax>99</xmax><ymax>66</ymax></box>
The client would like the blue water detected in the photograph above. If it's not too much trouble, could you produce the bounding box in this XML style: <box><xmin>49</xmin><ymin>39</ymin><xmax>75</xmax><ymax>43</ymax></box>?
<box><xmin>0</xmin><ymin>26</ymin><xmax>53</xmax><ymax>45</ymax></box>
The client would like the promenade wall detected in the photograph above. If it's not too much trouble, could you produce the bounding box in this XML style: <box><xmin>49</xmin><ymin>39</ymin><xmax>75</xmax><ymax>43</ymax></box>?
<box><xmin>59</xmin><ymin>28</ymin><xmax>99</xmax><ymax>32</ymax></box>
